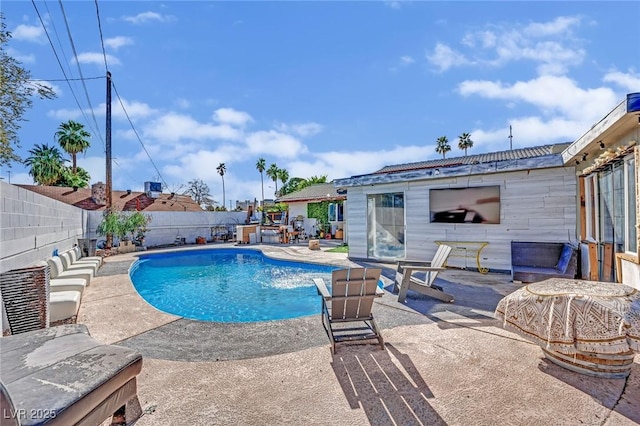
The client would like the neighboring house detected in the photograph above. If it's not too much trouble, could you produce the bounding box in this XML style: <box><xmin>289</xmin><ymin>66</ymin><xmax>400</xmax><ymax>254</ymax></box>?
<box><xmin>17</xmin><ymin>182</ymin><xmax>203</xmax><ymax>212</ymax></box>
<box><xmin>276</xmin><ymin>183</ymin><xmax>347</xmax><ymax>239</ymax></box>
<box><xmin>561</xmin><ymin>92</ymin><xmax>639</xmax><ymax>288</ymax></box>
<box><xmin>333</xmin><ymin>143</ymin><xmax>577</xmax><ymax>272</ymax></box>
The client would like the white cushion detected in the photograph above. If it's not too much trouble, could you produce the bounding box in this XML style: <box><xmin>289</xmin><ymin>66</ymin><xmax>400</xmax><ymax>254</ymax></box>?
<box><xmin>49</xmin><ymin>291</ymin><xmax>81</xmax><ymax>323</ymax></box>
<box><xmin>50</xmin><ymin>277</ymin><xmax>87</xmax><ymax>295</ymax></box>
<box><xmin>60</xmin><ymin>252</ymin><xmax>98</xmax><ymax>275</ymax></box>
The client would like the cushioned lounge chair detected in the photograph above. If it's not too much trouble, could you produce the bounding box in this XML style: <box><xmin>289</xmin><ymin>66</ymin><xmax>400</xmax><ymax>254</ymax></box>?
<box><xmin>59</xmin><ymin>251</ymin><xmax>98</xmax><ymax>275</ymax></box>
<box><xmin>71</xmin><ymin>246</ymin><xmax>103</xmax><ymax>268</ymax></box>
<box><xmin>0</xmin><ymin>324</ymin><xmax>143</xmax><ymax>426</ymax></box>
<box><xmin>46</xmin><ymin>257</ymin><xmax>92</xmax><ymax>285</ymax></box>
<box><xmin>313</xmin><ymin>268</ymin><xmax>384</xmax><ymax>354</ymax></box>
<box><xmin>395</xmin><ymin>244</ymin><xmax>453</xmax><ymax>303</ymax></box>
<box><xmin>50</xmin><ymin>290</ymin><xmax>81</xmax><ymax>324</ymax></box>
<box><xmin>50</xmin><ymin>277</ymin><xmax>87</xmax><ymax>294</ymax></box>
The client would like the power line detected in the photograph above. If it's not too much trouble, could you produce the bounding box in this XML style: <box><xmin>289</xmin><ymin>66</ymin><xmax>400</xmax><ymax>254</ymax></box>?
<box><xmin>111</xmin><ymin>80</ymin><xmax>169</xmax><ymax>189</ymax></box>
<box><xmin>57</xmin><ymin>0</ymin><xmax>105</xmax><ymax>151</ymax></box>
<box><xmin>30</xmin><ymin>0</ymin><xmax>99</xmax><ymax>144</ymax></box>
<box><xmin>93</xmin><ymin>0</ymin><xmax>109</xmax><ymax>72</ymax></box>
<box><xmin>30</xmin><ymin>76</ymin><xmax>104</xmax><ymax>82</ymax></box>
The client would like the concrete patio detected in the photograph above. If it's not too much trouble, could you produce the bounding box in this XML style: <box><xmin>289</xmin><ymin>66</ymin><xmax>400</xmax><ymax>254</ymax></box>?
<box><xmin>78</xmin><ymin>243</ymin><xmax>639</xmax><ymax>425</ymax></box>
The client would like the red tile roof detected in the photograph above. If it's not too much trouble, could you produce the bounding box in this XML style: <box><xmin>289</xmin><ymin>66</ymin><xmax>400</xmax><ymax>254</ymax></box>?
<box><xmin>17</xmin><ymin>185</ymin><xmax>204</xmax><ymax>212</ymax></box>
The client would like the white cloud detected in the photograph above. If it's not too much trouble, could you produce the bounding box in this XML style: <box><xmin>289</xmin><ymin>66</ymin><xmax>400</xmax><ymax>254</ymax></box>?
<box><xmin>109</xmin><ymin>99</ymin><xmax>158</xmax><ymax>120</ymax></box>
<box><xmin>426</xmin><ymin>43</ymin><xmax>470</xmax><ymax>72</ymax></box>
<box><xmin>400</xmin><ymin>55</ymin><xmax>415</xmax><ymax>65</ymax></box>
<box><xmin>74</xmin><ymin>52</ymin><xmax>121</xmax><ymax>67</ymax></box>
<box><xmin>104</xmin><ymin>36</ymin><xmax>134</xmax><ymax>50</ymax></box>
<box><xmin>287</xmin><ymin>145</ymin><xmax>436</xmax><ymax>181</ymax></box>
<box><xmin>274</xmin><ymin>122</ymin><xmax>323</xmax><ymax>137</ymax></box>
<box><xmin>47</xmin><ymin>108</ymin><xmax>84</xmax><ymax>121</ymax></box>
<box><xmin>7</xmin><ymin>47</ymin><xmax>35</xmax><ymax>64</ymax></box>
<box><xmin>429</xmin><ymin>16</ymin><xmax>586</xmax><ymax>75</ymax></box>
<box><xmin>522</xmin><ymin>16</ymin><xmax>581</xmax><ymax>38</ymax></box>
<box><xmin>245</xmin><ymin>131</ymin><xmax>307</xmax><ymax>158</ymax></box>
<box><xmin>143</xmin><ymin>113</ymin><xmax>243</xmax><ymax>143</ymax></box>
<box><xmin>11</xmin><ymin>24</ymin><xmax>45</xmax><ymax>43</ymax></box>
<box><xmin>213</xmin><ymin>108</ymin><xmax>253</xmax><ymax>127</ymax></box>
<box><xmin>457</xmin><ymin>75</ymin><xmax>618</xmax><ymax>123</ymax></box>
<box><xmin>603</xmin><ymin>70</ymin><xmax>640</xmax><ymax>92</ymax></box>
<box><xmin>122</xmin><ymin>12</ymin><xmax>175</xmax><ymax>24</ymax></box>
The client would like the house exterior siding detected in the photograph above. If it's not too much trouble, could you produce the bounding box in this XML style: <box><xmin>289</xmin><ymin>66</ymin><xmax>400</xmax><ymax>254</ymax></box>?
<box><xmin>345</xmin><ymin>167</ymin><xmax>577</xmax><ymax>272</ymax></box>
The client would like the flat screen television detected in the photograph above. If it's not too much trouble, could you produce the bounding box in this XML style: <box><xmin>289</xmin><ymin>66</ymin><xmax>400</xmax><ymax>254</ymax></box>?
<box><xmin>429</xmin><ymin>186</ymin><xmax>500</xmax><ymax>224</ymax></box>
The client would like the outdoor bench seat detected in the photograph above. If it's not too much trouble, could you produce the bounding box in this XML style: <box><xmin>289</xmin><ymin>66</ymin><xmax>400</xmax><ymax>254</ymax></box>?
<box><xmin>0</xmin><ymin>324</ymin><xmax>143</xmax><ymax>426</ymax></box>
<box><xmin>511</xmin><ymin>241</ymin><xmax>577</xmax><ymax>283</ymax></box>
<box><xmin>45</xmin><ymin>257</ymin><xmax>93</xmax><ymax>286</ymax></box>
<box><xmin>49</xmin><ymin>277</ymin><xmax>87</xmax><ymax>295</ymax></box>
<box><xmin>49</xmin><ymin>290</ymin><xmax>81</xmax><ymax>324</ymax></box>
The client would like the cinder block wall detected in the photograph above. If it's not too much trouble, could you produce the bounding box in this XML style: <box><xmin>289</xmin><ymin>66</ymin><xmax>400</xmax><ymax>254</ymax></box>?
<box><xmin>0</xmin><ymin>181</ymin><xmax>85</xmax><ymax>274</ymax></box>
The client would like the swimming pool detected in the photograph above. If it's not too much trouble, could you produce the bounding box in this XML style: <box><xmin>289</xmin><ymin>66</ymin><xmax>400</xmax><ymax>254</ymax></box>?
<box><xmin>130</xmin><ymin>248</ymin><xmax>340</xmax><ymax>322</ymax></box>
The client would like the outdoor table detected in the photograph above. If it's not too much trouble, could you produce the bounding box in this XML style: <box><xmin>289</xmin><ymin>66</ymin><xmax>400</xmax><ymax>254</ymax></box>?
<box><xmin>495</xmin><ymin>277</ymin><xmax>640</xmax><ymax>378</ymax></box>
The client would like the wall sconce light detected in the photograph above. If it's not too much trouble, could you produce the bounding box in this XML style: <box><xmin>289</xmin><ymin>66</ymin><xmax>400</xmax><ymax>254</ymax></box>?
<box><xmin>434</xmin><ymin>169</ymin><xmax>440</xmax><ymax>175</ymax></box>
<box><xmin>599</xmin><ymin>141</ymin><xmax>605</xmax><ymax>149</ymax></box>
<box><xmin>581</xmin><ymin>153</ymin><xmax>588</xmax><ymax>162</ymax></box>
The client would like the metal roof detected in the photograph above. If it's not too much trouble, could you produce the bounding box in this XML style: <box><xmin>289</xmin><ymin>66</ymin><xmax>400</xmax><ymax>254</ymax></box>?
<box><xmin>374</xmin><ymin>143</ymin><xmax>571</xmax><ymax>175</ymax></box>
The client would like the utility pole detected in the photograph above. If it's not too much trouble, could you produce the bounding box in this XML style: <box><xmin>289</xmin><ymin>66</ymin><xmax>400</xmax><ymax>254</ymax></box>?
<box><xmin>106</xmin><ymin>71</ymin><xmax>112</xmax><ymax>209</ymax></box>
<box><xmin>508</xmin><ymin>125</ymin><xmax>513</xmax><ymax>150</ymax></box>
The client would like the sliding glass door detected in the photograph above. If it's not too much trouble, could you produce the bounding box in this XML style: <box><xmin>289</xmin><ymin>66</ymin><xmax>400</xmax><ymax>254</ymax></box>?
<box><xmin>366</xmin><ymin>193</ymin><xmax>405</xmax><ymax>260</ymax></box>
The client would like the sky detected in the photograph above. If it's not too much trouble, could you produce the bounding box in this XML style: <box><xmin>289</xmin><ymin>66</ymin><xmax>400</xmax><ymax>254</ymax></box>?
<box><xmin>2</xmin><ymin>1</ymin><xmax>639</xmax><ymax>207</ymax></box>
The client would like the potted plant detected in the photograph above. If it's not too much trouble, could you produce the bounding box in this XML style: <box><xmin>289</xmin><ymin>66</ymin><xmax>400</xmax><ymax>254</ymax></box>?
<box><xmin>97</xmin><ymin>210</ymin><xmax>151</xmax><ymax>252</ymax></box>
<box><xmin>96</xmin><ymin>209</ymin><xmax>124</xmax><ymax>249</ymax></box>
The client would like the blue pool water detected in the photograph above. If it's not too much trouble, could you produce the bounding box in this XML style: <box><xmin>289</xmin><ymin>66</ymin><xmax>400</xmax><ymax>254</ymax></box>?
<box><xmin>130</xmin><ymin>248</ymin><xmax>341</xmax><ymax>322</ymax></box>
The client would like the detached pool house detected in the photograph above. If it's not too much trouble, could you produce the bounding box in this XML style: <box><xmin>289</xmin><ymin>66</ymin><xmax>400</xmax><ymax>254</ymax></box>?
<box><xmin>334</xmin><ymin>143</ymin><xmax>578</xmax><ymax>273</ymax></box>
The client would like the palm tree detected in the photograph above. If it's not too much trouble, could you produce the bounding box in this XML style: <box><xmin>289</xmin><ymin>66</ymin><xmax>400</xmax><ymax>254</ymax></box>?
<box><xmin>266</xmin><ymin>163</ymin><xmax>279</xmax><ymax>196</ymax></box>
<box><xmin>23</xmin><ymin>144</ymin><xmax>67</xmax><ymax>185</ymax></box>
<box><xmin>277</xmin><ymin>168</ymin><xmax>289</xmax><ymax>193</ymax></box>
<box><xmin>216</xmin><ymin>163</ymin><xmax>226</xmax><ymax>210</ymax></box>
<box><xmin>458</xmin><ymin>132</ymin><xmax>473</xmax><ymax>156</ymax></box>
<box><xmin>435</xmin><ymin>136</ymin><xmax>451</xmax><ymax>159</ymax></box>
<box><xmin>256</xmin><ymin>158</ymin><xmax>266</xmax><ymax>223</ymax></box>
<box><xmin>55</xmin><ymin>120</ymin><xmax>90</xmax><ymax>174</ymax></box>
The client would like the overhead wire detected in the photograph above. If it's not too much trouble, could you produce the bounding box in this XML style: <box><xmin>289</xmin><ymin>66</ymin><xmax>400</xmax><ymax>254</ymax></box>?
<box><xmin>33</xmin><ymin>0</ymin><xmax>169</xmax><ymax>191</ymax></box>
<box><xmin>57</xmin><ymin>0</ymin><xmax>105</xmax><ymax>150</ymax></box>
<box><xmin>30</xmin><ymin>0</ymin><xmax>99</xmax><ymax>144</ymax></box>
<box><xmin>111</xmin><ymin>80</ymin><xmax>169</xmax><ymax>190</ymax></box>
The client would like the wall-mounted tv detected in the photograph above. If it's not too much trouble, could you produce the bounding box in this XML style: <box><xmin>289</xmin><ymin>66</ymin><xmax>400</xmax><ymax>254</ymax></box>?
<box><xmin>429</xmin><ymin>186</ymin><xmax>500</xmax><ymax>224</ymax></box>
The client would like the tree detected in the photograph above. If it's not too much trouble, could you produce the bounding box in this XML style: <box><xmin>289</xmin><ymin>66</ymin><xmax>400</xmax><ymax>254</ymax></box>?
<box><xmin>256</xmin><ymin>158</ymin><xmax>266</xmax><ymax>223</ymax></box>
<box><xmin>184</xmin><ymin>178</ymin><xmax>213</xmax><ymax>208</ymax></box>
<box><xmin>56</xmin><ymin>120</ymin><xmax>90</xmax><ymax>174</ymax></box>
<box><xmin>23</xmin><ymin>144</ymin><xmax>67</xmax><ymax>185</ymax></box>
<box><xmin>216</xmin><ymin>163</ymin><xmax>226</xmax><ymax>210</ymax></box>
<box><xmin>435</xmin><ymin>136</ymin><xmax>451</xmax><ymax>159</ymax></box>
<box><xmin>279</xmin><ymin>175</ymin><xmax>328</xmax><ymax>197</ymax></box>
<box><xmin>58</xmin><ymin>166</ymin><xmax>90</xmax><ymax>188</ymax></box>
<box><xmin>266</xmin><ymin>163</ymin><xmax>279</xmax><ymax>196</ymax></box>
<box><xmin>0</xmin><ymin>14</ymin><xmax>56</xmax><ymax>166</ymax></box>
<box><xmin>458</xmin><ymin>132</ymin><xmax>473</xmax><ymax>156</ymax></box>
<box><xmin>277</xmin><ymin>168</ymin><xmax>289</xmax><ymax>194</ymax></box>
